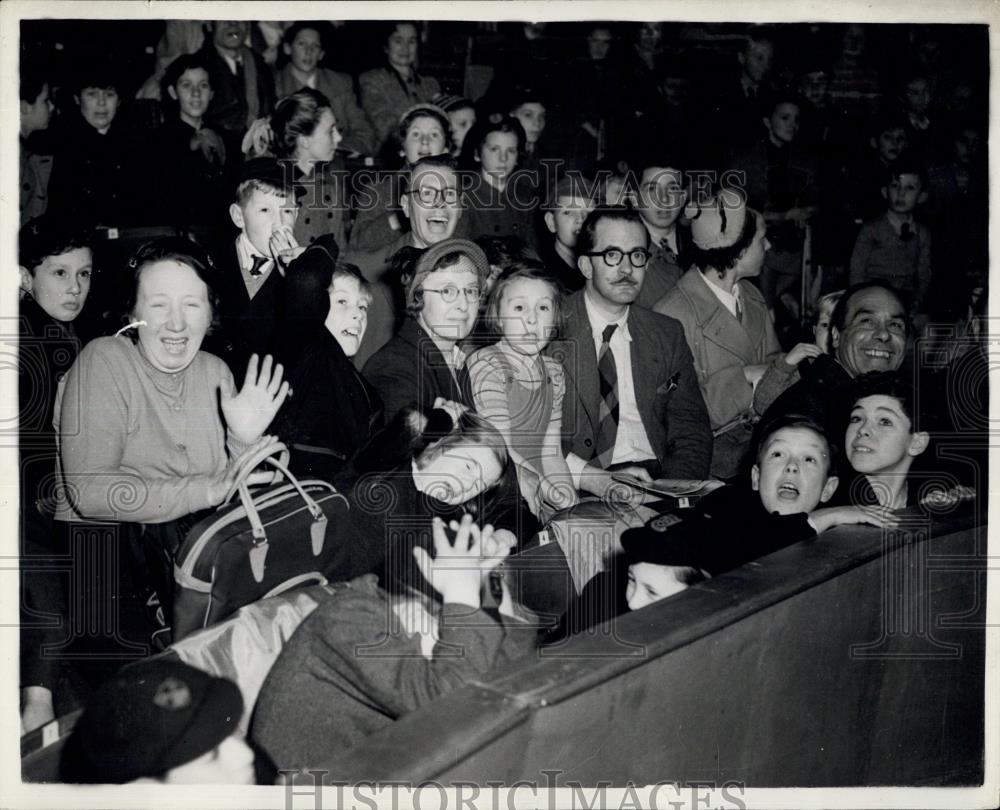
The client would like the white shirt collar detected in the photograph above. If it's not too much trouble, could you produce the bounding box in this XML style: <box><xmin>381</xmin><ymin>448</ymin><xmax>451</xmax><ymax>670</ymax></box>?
<box><xmin>699</xmin><ymin>272</ymin><xmax>742</xmax><ymax>319</ymax></box>
<box><xmin>582</xmin><ymin>288</ymin><xmax>632</xmax><ymax>342</ymax></box>
<box><xmin>236</xmin><ymin>233</ymin><xmax>273</xmax><ymax>277</ymax></box>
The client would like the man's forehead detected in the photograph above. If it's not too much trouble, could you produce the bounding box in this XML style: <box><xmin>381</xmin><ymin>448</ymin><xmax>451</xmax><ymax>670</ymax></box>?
<box><xmin>556</xmin><ymin>193</ymin><xmax>595</xmax><ymax>210</ymax></box>
<box><xmin>846</xmin><ymin>288</ymin><xmax>905</xmax><ymax>319</ymax></box>
<box><xmin>412</xmin><ymin>167</ymin><xmax>455</xmax><ymax>188</ymax></box>
<box><xmin>593</xmin><ymin>218</ymin><xmax>647</xmax><ymax>246</ymax></box>
<box><xmin>642</xmin><ymin>167</ymin><xmax>683</xmax><ymax>185</ymax></box>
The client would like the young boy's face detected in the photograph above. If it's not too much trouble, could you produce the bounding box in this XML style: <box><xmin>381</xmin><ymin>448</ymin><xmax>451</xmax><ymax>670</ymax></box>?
<box><xmin>846</xmin><ymin>394</ymin><xmax>928</xmax><ymax>476</ymax></box>
<box><xmin>286</xmin><ymin>27</ymin><xmax>324</xmax><ymax>74</ymax></box>
<box><xmin>20</xmin><ymin>247</ymin><xmax>93</xmax><ymax>322</ymax></box>
<box><xmin>324</xmin><ymin>275</ymin><xmax>370</xmax><ymax>358</ymax></box>
<box><xmin>874</xmin><ymin>127</ymin><xmax>908</xmax><ymax>163</ymax></box>
<box><xmin>229</xmin><ymin>187</ymin><xmax>299</xmax><ymax>257</ymax></box>
<box><xmin>169</xmin><ymin>68</ymin><xmax>212</xmax><ymax>123</ymax></box>
<box><xmin>884</xmin><ymin>173</ymin><xmax>924</xmax><ymax>215</ymax></box>
<box><xmin>752</xmin><ymin>426</ymin><xmax>838</xmax><ymax>515</ymax></box>
<box><xmin>512</xmin><ymin>102</ymin><xmax>546</xmax><ymax>145</ymax></box>
<box><xmin>448</xmin><ymin>108</ymin><xmax>476</xmax><ymax>153</ymax></box>
<box><xmin>635</xmin><ymin>167</ymin><xmax>686</xmax><ymax>232</ymax></box>
<box><xmin>626</xmin><ymin>562</ymin><xmax>691</xmax><ymax>612</ymax></box>
<box><xmin>813</xmin><ymin>301</ymin><xmax>836</xmax><ymax>351</ymax></box>
<box><xmin>544</xmin><ymin>194</ymin><xmax>594</xmax><ymax>249</ymax></box>
<box><xmin>77</xmin><ymin>86</ymin><xmax>118</xmax><ymax>131</ymax></box>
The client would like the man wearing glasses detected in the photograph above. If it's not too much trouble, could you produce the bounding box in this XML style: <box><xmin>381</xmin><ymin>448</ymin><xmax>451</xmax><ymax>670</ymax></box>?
<box><xmin>348</xmin><ymin>155</ymin><xmax>463</xmax><ymax>367</ymax></box>
<box><xmin>556</xmin><ymin>206</ymin><xmax>712</xmax><ymax>498</ymax></box>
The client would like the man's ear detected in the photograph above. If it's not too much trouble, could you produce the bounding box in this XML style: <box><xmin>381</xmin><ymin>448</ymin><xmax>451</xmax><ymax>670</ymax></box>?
<box><xmin>763</xmin><ymin>115</ymin><xmax>772</xmax><ymax>133</ymax></box>
<box><xmin>19</xmin><ymin>266</ymin><xmax>33</xmax><ymax>294</ymax></box>
<box><xmin>229</xmin><ymin>203</ymin><xmax>245</xmax><ymax>230</ymax></box>
<box><xmin>399</xmin><ymin>191</ymin><xmax>411</xmax><ymax>221</ymax></box>
<box><xmin>908</xmin><ymin>431</ymin><xmax>930</xmax><ymax>457</ymax></box>
<box><xmin>544</xmin><ymin>211</ymin><xmax>557</xmax><ymax>234</ymax></box>
<box><xmin>750</xmin><ymin>464</ymin><xmax>760</xmax><ymax>491</ymax></box>
<box><xmin>820</xmin><ymin>475</ymin><xmax>839</xmax><ymax>504</ymax></box>
<box><xmin>870</xmin><ymin>136</ymin><xmax>877</xmax><ymax>150</ymax></box>
<box><xmin>577</xmin><ymin>255</ymin><xmax>593</xmax><ymax>280</ymax></box>
<box><xmin>167</xmin><ymin>85</ymin><xmax>179</xmax><ymax>102</ymax></box>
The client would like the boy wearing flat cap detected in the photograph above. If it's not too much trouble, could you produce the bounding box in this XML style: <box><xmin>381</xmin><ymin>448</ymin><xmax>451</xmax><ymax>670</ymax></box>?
<box><xmin>61</xmin><ymin>660</ymin><xmax>255</xmax><ymax>784</ymax></box>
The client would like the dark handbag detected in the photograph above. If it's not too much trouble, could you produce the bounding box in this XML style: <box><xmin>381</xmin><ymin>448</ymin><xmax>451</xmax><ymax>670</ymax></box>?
<box><xmin>172</xmin><ymin>442</ymin><xmax>349</xmax><ymax>642</ymax></box>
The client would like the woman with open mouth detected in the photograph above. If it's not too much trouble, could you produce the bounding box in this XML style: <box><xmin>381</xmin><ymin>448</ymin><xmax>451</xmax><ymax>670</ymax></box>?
<box><xmin>53</xmin><ymin>237</ymin><xmax>290</xmax><ymax>669</ymax></box>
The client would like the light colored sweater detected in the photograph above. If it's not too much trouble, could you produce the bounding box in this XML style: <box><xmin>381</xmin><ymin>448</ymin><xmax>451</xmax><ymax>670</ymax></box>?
<box><xmin>55</xmin><ymin>336</ymin><xmax>247</xmax><ymax>524</ymax></box>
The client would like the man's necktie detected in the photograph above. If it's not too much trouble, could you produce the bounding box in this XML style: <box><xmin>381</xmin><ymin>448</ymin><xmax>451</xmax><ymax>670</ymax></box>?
<box><xmin>594</xmin><ymin>324</ymin><xmax>620</xmax><ymax>468</ymax></box>
<box><xmin>248</xmin><ymin>255</ymin><xmax>268</xmax><ymax>277</ymax></box>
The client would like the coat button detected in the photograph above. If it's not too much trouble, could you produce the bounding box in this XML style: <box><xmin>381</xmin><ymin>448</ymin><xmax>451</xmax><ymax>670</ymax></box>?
<box><xmin>176</xmin><ymin>443</ymin><xmax>186</xmax><ymax>451</ymax></box>
<box><xmin>584</xmin><ymin>438</ymin><xmax>593</xmax><ymax>448</ymax></box>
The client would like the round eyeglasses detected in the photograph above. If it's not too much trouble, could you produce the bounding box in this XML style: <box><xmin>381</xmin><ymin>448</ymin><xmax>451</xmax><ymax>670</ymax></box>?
<box><xmin>406</xmin><ymin>186</ymin><xmax>460</xmax><ymax>206</ymax></box>
<box><xmin>582</xmin><ymin>247</ymin><xmax>650</xmax><ymax>268</ymax></box>
<box><xmin>422</xmin><ymin>285</ymin><xmax>482</xmax><ymax>303</ymax></box>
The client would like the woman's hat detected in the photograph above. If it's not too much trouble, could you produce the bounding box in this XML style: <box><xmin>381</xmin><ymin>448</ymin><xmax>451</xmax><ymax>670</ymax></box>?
<box><xmin>61</xmin><ymin>660</ymin><xmax>243</xmax><ymax>783</ymax></box>
<box><xmin>685</xmin><ymin>188</ymin><xmax>748</xmax><ymax>250</ymax></box>
<box><xmin>406</xmin><ymin>238</ymin><xmax>491</xmax><ymax>312</ymax></box>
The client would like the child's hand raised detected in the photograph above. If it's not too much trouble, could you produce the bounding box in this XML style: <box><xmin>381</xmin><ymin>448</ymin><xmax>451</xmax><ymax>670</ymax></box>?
<box><xmin>269</xmin><ymin>227</ymin><xmax>304</xmax><ymax>273</ymax></box>
<box><xmin>413</xmin><ymin>515</ymin><xmax>504</xmax><ymax>608</ymax></box>
<box><xmin>809</xmin><ymin>504</ymin><xmax>901</xmax><ymax>534</ymax></box>
<box><xmin>783</xmin><ymin>343</ymin><xmax>823</xmax><ymax>368</ymax></box>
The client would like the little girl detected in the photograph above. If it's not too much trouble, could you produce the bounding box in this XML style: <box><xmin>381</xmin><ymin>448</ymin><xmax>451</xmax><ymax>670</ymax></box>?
<box><xmin>467</xmin><ymin>261</ymin><xmax>578</xmax><ymax>519</ymax></box>
<box><xmin>459</xmin><ymin>117</ymin><xmax>537</xmax><ymax>249</ymax></box>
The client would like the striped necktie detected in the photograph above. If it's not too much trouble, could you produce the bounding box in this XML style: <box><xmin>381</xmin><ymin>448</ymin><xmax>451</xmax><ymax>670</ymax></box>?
<box><xmin>594</xmin><ymin>324</ymin><xmax>620</xmax><ymax>468</ymax></box>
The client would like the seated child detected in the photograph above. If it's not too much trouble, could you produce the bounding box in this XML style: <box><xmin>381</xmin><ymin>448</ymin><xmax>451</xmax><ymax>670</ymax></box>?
<box><xmin>546</xmin><ymin>412</ymin><xmax>899</xmax><ymax>640</ymax></box>
<box><xmin>61</xmin><ymin>660</ymin><xmax>256</xmax><ymax>784</ymax></box>
<box><xmin>467</xmin><ymin>261</ymin><xmax>578</xmax><ymax>519</ymax></box>
<box><xmin>275</xmin><ymin>22</ymin><xmax>377</xmax><ymax>156</ymax></box>
<box><xmin>846</xmin><ymin>110</ymin><xmax>911</xmax><ymax>224</ymax></box>
<box><xmin>843</xmin><ymin>371</ymin><xmax>931</xmax><ymax>509</ymax></box>
<box><xmin>155</xmin><ymin>53</ymin><xmax>228</xmax><ymax>228</ymax></box>
<box><xmin>433</xmin><ymin>92</ymin><xmax>477</xmax><ymax>156</ymax></box>
<box><xmin>251</xmin><ymin>510</ymin><xmax>534</xmax><ymax>775</ymax></box>
<box><xmin>538</xmin><ymin>175</ymin><xmax>596</xmax><ymax>292</ymax></box>
<box><xmin>813</xmin><ymin>289</ymin><xmax>844</xmax><ymax>352</ymax></box>
<box><xmin>849</xmin><ymin>158</ymin><xmax>932</xmax><ymax>326</ymax></box>
<box><xmin>214</xmin><ymin>157</ymin><xmax>301</xmax><ymax>384</ymax></box>
<box><xmin>270</xmin><ymin>238</ymin><xmax>383</xmax><ymax>486</ymax></box>
<box><xmin>19</xmin><ymin>216</ymin><xmax>94</xmax><ymax>733</ymax></box>
<box><xmin>630</xmin><ymin>155</ymin><xmax>688</xmax><ymax>309</ymax></box>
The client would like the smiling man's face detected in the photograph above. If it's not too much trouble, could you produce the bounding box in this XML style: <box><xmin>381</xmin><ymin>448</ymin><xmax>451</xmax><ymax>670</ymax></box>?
<box><xmin>832</xmin><ymin>287</ymin><xmax>907</xmax><ymax>377</ymax></box>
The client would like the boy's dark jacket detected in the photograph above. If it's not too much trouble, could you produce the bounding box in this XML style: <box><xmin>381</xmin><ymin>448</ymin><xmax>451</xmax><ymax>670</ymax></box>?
<box><xmin>545</xmin><ymin>484</ymin><xmax>818</xmax><ymax>641</ymax></box>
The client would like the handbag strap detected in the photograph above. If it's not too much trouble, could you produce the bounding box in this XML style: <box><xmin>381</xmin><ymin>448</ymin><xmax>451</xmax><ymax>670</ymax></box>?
<box><xmin>223</xmin><ymin>442</ymin><xmax>291</xmax><ymax>505</ymax></box>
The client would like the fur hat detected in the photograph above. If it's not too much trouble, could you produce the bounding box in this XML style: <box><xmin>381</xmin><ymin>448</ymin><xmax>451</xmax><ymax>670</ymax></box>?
<box><xmin>685</xmin><ymin>188</ymin><xmax>748</xmax><ymax>250</ymax></box>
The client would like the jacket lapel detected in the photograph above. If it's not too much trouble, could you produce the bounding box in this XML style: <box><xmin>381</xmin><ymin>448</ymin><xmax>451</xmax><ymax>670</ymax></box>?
<box><xmin>680</xmin><ymin>270</ymin><xmax>758</xmax><ymax>366</ymax></box>
<box><xmin>628</xmin><ymin>310</ymin><xmax>661</xmax><ymax>432</ymax></box>
<box><xmin>561</xmin><ymin>292</ymin><xmax>601</xmax><ymax>431</ymax></box>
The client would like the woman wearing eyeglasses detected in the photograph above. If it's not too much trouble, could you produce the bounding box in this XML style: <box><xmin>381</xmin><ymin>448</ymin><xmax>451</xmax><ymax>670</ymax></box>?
<box><xmin>363</xmin><ymin>238</ymin><xmax>489</xmax><ymax>421</ymax></box>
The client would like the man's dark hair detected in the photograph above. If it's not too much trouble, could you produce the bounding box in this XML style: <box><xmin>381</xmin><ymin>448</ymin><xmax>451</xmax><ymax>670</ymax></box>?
<box><xmin>885</xmin><ymin>156</ymin><xmax>928</xmax><ymax>189</ymax></box>
<box><xmin>686</xmin><ymin>209</ymin><xmax>760</xmax><ymax>278</ymax></box>
<box><xmin>576</xmin><ymin>205</ymin><xmax>648</xmax><ymax>259</ymax></box>
<box><xmin>828</xmin><ymin>280</ymin><xmax>908</xmax><ymax>352</ymax></box>
<box><xmin>402</xmin><ymin>154</ymin><xmax>459</xmax><ymax>194</ymax></box>
<box><xmin>283</xmin><ymin>20</ymin><xmax>329</xmax><ymax>49</ymax></box>
<box><xmin>161</xmin><ymin>53</ymin><xmax>213</xmax><ymax>104</ymax></box>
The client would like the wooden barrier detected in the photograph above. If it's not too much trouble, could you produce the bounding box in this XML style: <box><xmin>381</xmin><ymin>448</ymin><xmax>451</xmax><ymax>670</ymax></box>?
<box><xmin>304</xmin><ymin>506</ymin><xmax>986</xmax><ymax>787</ymax></box>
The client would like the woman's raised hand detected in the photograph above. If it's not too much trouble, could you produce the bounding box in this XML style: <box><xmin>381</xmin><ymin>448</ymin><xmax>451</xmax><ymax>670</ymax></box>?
<box><xmin>221</xmin><ymin>354</ymin><xmax>291</xmax><ymax>444</ymax></box>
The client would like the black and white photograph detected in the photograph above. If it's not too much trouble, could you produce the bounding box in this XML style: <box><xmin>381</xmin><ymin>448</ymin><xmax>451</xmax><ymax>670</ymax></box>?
<box><xmin>2</xmin><ymin>1</ymin><xmax>996</xmax><ymax>808</ymax></box>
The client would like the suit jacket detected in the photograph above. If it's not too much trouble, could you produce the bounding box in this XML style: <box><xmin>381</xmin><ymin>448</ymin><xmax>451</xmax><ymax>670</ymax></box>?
<box><xmin>635</xmin><ymin>228</ymin><xmax>686</xmax><ymax>310</ymax></box>
<box><xmin>213</xmin><ymin>240</ymin><xmax>283</xmax><ymax>385</ymax></box>
<box><xmin>362</xmin><ymin>317</ymin><xmax>472</xmax><ymax>421</ymax></box>
<box><xmin>275</xmin><ymin>65</ymin><xmax>377</xmax><ymax>155</ymax></box>
<box><xmin>655</xmin><ymin>269</ymin><xmax>782</xmax><ymax>479</ymax></box>
<box><xmin>201</xmin><ymin>43</ymin><xmax>275</xmax><ymax>142</ymax></box>
<box><xmin>553</xmin><ymin>291</ymin><xmax>712</xmax><ymax>479</ymax></box>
